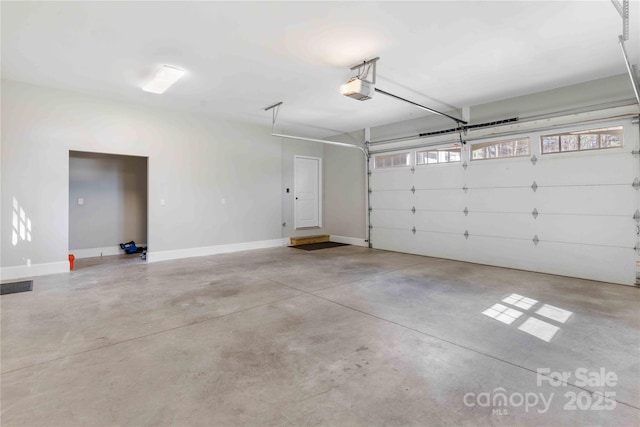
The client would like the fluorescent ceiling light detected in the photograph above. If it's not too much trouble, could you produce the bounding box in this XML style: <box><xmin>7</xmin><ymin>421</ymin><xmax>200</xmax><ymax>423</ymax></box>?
<box><xmin>142</xmin><ymin>65</ymin><xmax>185</xmax><ymax>94</ymax></box>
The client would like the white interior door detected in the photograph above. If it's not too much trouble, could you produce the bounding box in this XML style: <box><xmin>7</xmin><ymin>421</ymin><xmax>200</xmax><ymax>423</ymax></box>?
<box><xmin>295</xmin><ymin>156</ymin><xmax>321</xmax><ymax>229</ymax></box>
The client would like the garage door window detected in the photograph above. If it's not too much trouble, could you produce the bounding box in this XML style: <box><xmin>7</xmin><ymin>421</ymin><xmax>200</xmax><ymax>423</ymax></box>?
<box><xmin>373</xmin><ymin>152</ymin><xmax>412</xmax><ymax>169</ymax></box>
<box><xmin>416</xmin><ymin>146</ymin><xmax>461</xmax><ymax>165</ymax></box>
<box><xmin>471</xmin><ymin>138</ymin><xmax>530</xmax><ymax>160</ymax></box>
<box><xmin>541</xmin><ymin>126</ymin><xmax>623</xmax><ymax>154</ymax></box>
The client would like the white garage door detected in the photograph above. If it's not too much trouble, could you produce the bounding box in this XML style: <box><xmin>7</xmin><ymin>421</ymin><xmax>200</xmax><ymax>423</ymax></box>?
<box><xmin>370</xmin><ymin>118</ymin><xmax>639</xmax><ymax>286</ymax></box>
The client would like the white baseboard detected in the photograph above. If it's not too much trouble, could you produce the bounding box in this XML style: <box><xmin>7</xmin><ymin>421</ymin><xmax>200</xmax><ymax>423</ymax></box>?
<box><xmin>147</xmin><ymin>238</ymin><xmax>288</xmax><ymax>263</ymax></box>
<box><xmin>330</xmin><ymin>235</ymin><xmax>368</xmax><ymax>247</ymax></box>
<box><xmin>1</xmin><ymin>261</ymin><xmax>69</xmax><ymax>282</ymax></box>
<box><xmin>70</xmin><ymin>243</ymin><xmax>148</xmax><ymax>259</ymax></box>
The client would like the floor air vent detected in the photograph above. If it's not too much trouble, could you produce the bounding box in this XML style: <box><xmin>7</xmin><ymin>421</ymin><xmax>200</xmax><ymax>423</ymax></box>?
<box><xmin>1</xmin><ymin>280</ymin><xmax>33</xmax><ymax>295</ymax></box>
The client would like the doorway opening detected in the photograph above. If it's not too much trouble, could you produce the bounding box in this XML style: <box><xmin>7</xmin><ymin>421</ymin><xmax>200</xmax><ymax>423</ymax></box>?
<box><xmin>68</xmin><ymin>151</ymin><xmax>148</xmax><ymax>269</ymax></box>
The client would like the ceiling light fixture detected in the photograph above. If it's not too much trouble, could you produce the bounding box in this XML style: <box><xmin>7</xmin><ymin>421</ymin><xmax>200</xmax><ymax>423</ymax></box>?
<box><xmin>142</xmin><ymin>65</ymin><xmax>185</xmax><ymax>94</ymax></box>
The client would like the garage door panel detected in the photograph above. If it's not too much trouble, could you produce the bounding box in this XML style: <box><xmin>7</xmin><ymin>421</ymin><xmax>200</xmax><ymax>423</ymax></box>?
<box><xmin>371</xmin><ymin>210</ymin><xmax>413</xmax><ymax>229</ymax></box>
<box><xmin>536</xmin><ymin>216</ymin><xmax>635</xmax><ymax>248</ymax></box>
<box><xmin>413</xmin><ymin>165</ymin><xmax>466</xmax><ymax>187</ymax></box>
<box><xmin>414</xmin><ymin>211</ymin><xmax>466</xmax><ymax>232</ymax></box>
<box><xmin>535</xmin><ymin>186</ymin><xmax>636</xmax><ymax>215</ymax></box>
<box><xmin>413</xmin><ymin>232</ymin><xmax>469</xmax><ymax>260</ymax></box>
<box><xmin>371</xmin><ymin>227</ymin><xmax>421</xmax><ymax>255</ymax></box>
<box><xmin>466</xmin><ymin>160</ymin><xmax>536</xmax><ymax>187</ymax></box>
<box><xmin>371</xmin><ymin>191</ymin><xmax>415</xmax><ymax>211</ymax></box>
<box><xmin>466</xmin><ymin>188</ymin><xmax>533</xmax><ymax>212</ymax></box>
<box><xmin>536</xmin><ymin>152</ymin><xmax>636</xmax><ymax>186</ymax></box>
<box><xmin>370</xmin><ymin>170</ymin><xmax>413</xmax><ymax>191</ymax></box>
<box><xmin>414</xmin><ymin>190</ymin><xmax>465</xmax><ymax>211</ymax></box>
<box><xmin>531</xmin><ymin>243</ymin><xmax>634</xmax><ymax>285</ymax></box>
<box><xmin>465</xmin><ymin>237</ymin><xmax>537</xmax><ymax>271</ymax></box>
<box><xmin>466</xmin><ymin>213</ymin><xmax>536</xmax><ymax>238</ymax></box>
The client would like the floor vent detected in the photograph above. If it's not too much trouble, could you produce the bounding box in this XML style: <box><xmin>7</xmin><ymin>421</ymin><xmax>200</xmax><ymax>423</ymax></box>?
<box><xmin>1</xmin><ymin>280</ymin><xmax>33</xmax><ymax>295</ymax></box>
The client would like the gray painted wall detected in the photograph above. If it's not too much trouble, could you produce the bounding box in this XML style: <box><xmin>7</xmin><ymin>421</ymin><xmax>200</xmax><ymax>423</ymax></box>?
<box><xmin>323</xmin><ymin>130</ymin><xmax>367</xmax><ymax>240</ymax></box>
<box><xmin>69</xmin><ymin>151</ymin><xmax>147</xmax><ymax>250</ymax></box>
<box><xmin>1</xmin><ymin>79</ymin><xmax>283</xmax><ymax>270</ymax></box>
<box><xmin>279</xmin><ymin>130</ymin><xmax>367</xmax><ymax>242</ymax></box>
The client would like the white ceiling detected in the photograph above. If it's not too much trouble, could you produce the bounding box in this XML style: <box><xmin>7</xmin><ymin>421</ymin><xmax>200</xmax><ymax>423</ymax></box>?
<box><xmin>2</xmin><ymin>1</ymin><xmax>638</xmax><ymax>138</ymax></box>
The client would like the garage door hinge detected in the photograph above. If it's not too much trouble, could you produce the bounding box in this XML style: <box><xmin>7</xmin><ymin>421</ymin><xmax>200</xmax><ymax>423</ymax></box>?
<box><xmin>368</xmin><ymin>187</ymin><xmax>372</xmax><ymax>194</ymax></box>
<box><xmin>464</xmin><ymin>207</ymin><xmax>469</xmax><ymax>216</ymax></box>
<box><xmin>411</xmin><ymin>206</ymin><xmax>416</xmax><ymax>214</ymax></box>
<box><xmin>633</xmin><ymin>178</ymin><xmax>640</xmax><ymax>190</ymax></box>
<box><xmin>462</xmin><ymin>162</ymin><xmax>468</xmax><ymax>170</ymax></box>
<box><xmin>367</xmin><ymin>170</ymin><xmax>372</xmax><ymax>176</ymax></box>
<box><xmin>463</xmin><ymin>185</ymin><xmax>468</xmax><ymax>193</ymax></box>
<box><xmin>410</xmin><ymin>167</ymin><xmax>415</xmax><ymax>174</ymax></box>
<box><xmin>632</xmin><ymin>148</ymin><xmax>640</xmax><ymax>156</ymax></box>
<box><xmin>464</xmin><ymin>230</ymin><xmax>469</xmax><ymax>239</ymax></box>
<box><xmin>369</xmin><ymin>224</ymin><xmax>373</xmax><ymax>229</ymax></box>
<box><xmin>411</xmin><ymin>186</ymin><xmax>415</xmax><ymax>194</ymax></box>
<box><xmin>368</xmin><ymin>206</ymin><xmax>373</xmax><ymax>212</ymax></box>
<box><xmin>532</xmin><ymin>208</ymin><xmax>539</xmax><ymax>219</ymax></box>
<box><xmin>634</xmin><ymin>243</ymin><xmax>640</xmax><ymax>253</ymax></box>
<box><xmin>533</xmin><ymin>235</ymin><xmax>539</xmax><ymax>246</ymax></box>
<box><xmin>634</xmin><ymin>209</ymin><xmax>640</xmax><ymax>222</ymax></box>
<box><xmin>531</xmin><ymin>181</ymin><xmax>538</xmax><ymax>192</ymax></box>
<box><xmin>530</xmin><ymin>155</ymin><xmax>538</xmax><ymax>166</ymax></box>
<box><xmin>411</xmin><ymin>226</ymin><xmax>416</xmax><ymax>235</ymax></box>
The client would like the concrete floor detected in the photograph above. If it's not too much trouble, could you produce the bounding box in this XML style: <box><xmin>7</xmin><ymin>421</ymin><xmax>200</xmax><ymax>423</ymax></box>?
<box><xmin>1</xmin><ymin>246</ymin><xmax>639</xmax><ymax>426</ymax></box>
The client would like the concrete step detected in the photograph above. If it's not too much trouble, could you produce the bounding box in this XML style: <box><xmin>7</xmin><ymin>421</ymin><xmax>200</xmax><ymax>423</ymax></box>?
<box><xmin>290</xmin><ymin>234</ymin><xmax>330</xmax><ymax>246</ymax></box>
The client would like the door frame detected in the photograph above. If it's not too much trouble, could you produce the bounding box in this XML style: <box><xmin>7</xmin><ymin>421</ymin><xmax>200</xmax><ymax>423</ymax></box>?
<box><xmin>293</xmin><ymin>155</ymin><xmax>322</xmax><ymax>230</ymax></box>
<box><xmin>68</xmin><ymin>149</ymin><xmax>149</xmax><ymax>261</ymax></box>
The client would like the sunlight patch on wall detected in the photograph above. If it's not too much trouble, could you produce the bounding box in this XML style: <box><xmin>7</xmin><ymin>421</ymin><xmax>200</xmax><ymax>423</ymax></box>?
<box><xmin>12</xmin><ymin>197</ymin><xmax>32</xmax><ymax>246</ymax></box>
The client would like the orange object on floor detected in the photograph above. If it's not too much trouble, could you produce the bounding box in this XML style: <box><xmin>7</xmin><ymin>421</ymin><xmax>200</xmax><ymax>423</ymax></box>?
<box><xmin>68</xmin><ymin>254</ymin><xmax>75</xmax><ymax>270</ymax></box>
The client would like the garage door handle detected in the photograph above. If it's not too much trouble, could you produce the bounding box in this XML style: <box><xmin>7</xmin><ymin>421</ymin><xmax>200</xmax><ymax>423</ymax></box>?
<box><xmin>295</xmin><ymin>197</ymin><xmax>298</xmax><ymax>200</ymax></box>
